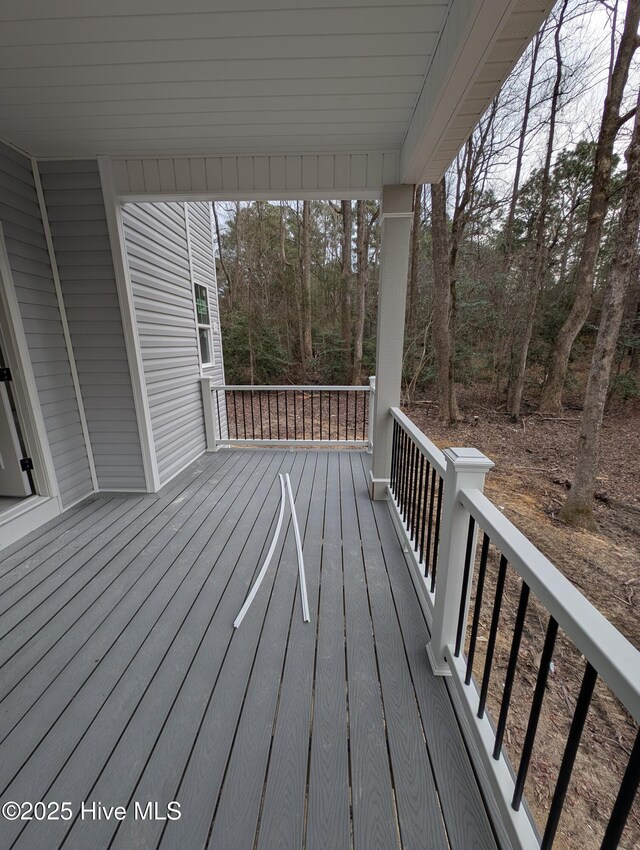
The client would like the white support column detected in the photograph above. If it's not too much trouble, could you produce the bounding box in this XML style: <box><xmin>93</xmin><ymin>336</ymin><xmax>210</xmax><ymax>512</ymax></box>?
<box><xmin>367</xmin><ymin>375</ymin><xmax>376</xmax><ymax>452</ymax></box>
<box><xmin>370</xmin><ymin>184</ymin><xmax>414</xmax><ymax>500</ymax></box>
<box><xmin>200</xmin><ymin>377</ymin><xmax>217</xmax><ymax>452</ymax></box>
<box><xmin>427</xmin><ymin>448</ymin><xmax>494</xmax><ymax>676</ymax></box>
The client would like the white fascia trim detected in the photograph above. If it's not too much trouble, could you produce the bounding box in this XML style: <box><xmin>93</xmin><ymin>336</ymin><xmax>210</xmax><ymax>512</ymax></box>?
<box><xmin>0</xmin><ymin>224</ymin><xmax>61</xmax><ymax>508</ymax></box>
<box><xmin>0</xmin><ymin>496</ymin><xmax>61</xmax><ymax>553</ymax></box>
<box><xmin>31</xmin><ymin>158</ymin><xmax>99</xmax><ymax>494</ymax></box>
<box><xmin>98</xmin><ymin>156</ymin><xmax>161</xmax><ymax>493</ymax></box>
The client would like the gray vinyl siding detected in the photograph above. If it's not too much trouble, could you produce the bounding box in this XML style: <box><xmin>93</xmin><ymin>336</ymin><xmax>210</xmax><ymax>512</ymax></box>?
<box><xmin>123</xmin><ymin>201</ymin><xmax>221</xmax><ymax>485</ymax></box>
<box><xmin>0</xmin><ymin>141</ymin><xmax>93</xmax><ymax>507</ymax></box>
<box><xmin>39</xmin><ymin>160</ymin><xmax>146</xmax><ymax>492</ymax></box>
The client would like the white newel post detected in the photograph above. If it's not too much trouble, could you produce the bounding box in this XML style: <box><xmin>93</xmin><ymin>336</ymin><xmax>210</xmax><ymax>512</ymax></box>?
<box><xmin>370</xmin><ymin>184</ymin><xmax>414</xmax><ymax>500</ymax></box>
<box><xmin>367</xmin><ymin>375</ymin><xmax>376</xmax><ymax>452</ymax></box>
<box><xmin>200</xmin><ymin>377</ymin><xmax>217</xmax><ymax>452</ymax></box>
<box><xmin>427</xmin><ymin>448</ymin><xmax>494</xmax><ymax>676</ymax></box>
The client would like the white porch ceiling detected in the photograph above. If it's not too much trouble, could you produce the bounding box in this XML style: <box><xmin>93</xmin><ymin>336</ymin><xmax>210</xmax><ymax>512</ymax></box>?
<box><xmin>0</xmin><ymin>0</ymin><xmax>553</xmax><ymax>186</ymax></box>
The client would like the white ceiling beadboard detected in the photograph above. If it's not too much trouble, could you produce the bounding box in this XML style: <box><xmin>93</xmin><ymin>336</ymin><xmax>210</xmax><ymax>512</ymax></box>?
<box><xmin>0</xmin><ymin>0</ymin><xmax>554</xmax><ymax>193</ymax></box>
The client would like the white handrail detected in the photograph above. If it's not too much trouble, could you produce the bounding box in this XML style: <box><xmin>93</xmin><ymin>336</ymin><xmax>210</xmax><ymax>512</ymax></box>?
<box><xmin>459</xmin><ymin>486</ymin><xmax>640</xmax><ymax>723</ymax></box>
<box><xmin>390</xmin><ymin>407</ymin><xmax>447</xmax><ymax>477</ymax></box>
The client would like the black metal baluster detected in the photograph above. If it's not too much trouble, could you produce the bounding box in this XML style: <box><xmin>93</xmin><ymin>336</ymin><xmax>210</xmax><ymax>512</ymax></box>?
<box><xmin>430</xmin><ymin>476</ymin><xmax>444</xmax><ymax>593</ymax></box>
<box><xmin>354</xmin><ymin>391</ymin><xmax>358</xmax><ymax>442</ymax></box>
<box><xmin>276</xmin><ymin>391</ymin><xmax>281</xmax><ymax>440</ymax></box>
<box><xmin>424</xmin><ymin>467</ymin><xmax>436</xmax><ymax>578</ymax></box>
<box><xmin>541</xmin><ymin>662</ymin><xmax>598</xmax><ymax>849</ymax></box>
<box><xmin>241</xmin><ymin>391</ymin><xmax>247</xmax><ymax>439</ymax></box>
<box><xmin>250</xmin><ymin>389</ymin><xmax>255</xmax><ymax>439</ymax></box>
<box><xmin>455</xmin><ymin>516</ymin><xmax>477</xmax><ymax>657</ymax></box>
<box><xmin>285</xmin><ymin>390</ymin><xmax>290</xmax><ymax>440</ymax></box>
<box><xmin>363</xmin><ymin>392</ymin><xmax>367</xmax><ymax>442</ymax></box>
<box><xmin>403</xmin><ymin>440</ymin><xmax>414</xmax><ymax>524</ymax></box>
<box><xmin>258</xmin><ymin>390</ymin><xmax>264</xmax><ymax>439</ymax></box>
<box><xmin>465</xmin><ymin>532</ymin><xmax>490</xmax><ymax>682</ymax></box>
<box><xmin>410</xmin><ymin>447</ymin><xmax>421</xmax><ymax>543</ymax></box>
<box><xmin>419</xmin><ymin>461</ymin><xmax>431</xmax><ymax>571</ymax></box>
<box><xmin>599</xmin><ymin>728</ymin><xmax>640</xmax><ymax>850</ymax></box>
<box><xmin>494</xmin><ymin>582</ymin><xmax>530</xmax><ymax>759</ymax></box>
<box><xmin>302</xmin><ymin>391</ymin><xmax>305</xmax><ymax>440</ymax></box>
<box><xmin>399</xmin><ymin>430</ymin><xmax>407</xmax><ymax>514</ymax></box>
<box><xmin>311</xmin><ymin>391</ymin><xmax>315</xmax><ymax>441</ymax></box>
<box><xmin>328</xmin><ymin>391</ymin><xmax>332</xmax><ymax>440</ymax></box>
<box><xmin>337</xmin><ymin>391</ymin><xmax>341</xmax><ymax>442</ymax></box>
<box><xmin>415</xmin><ymin>452</ymin><xmax>426</xmax><ymax>555</ymax></box>
<box><xmin>216</xmin><ymin>390</ymin><xmax>222</xmax><ymax>441</ymax></box>
<box><xmin>390</xmin><ymin>421</ymin><xmax>399</xmax><ymax>494</ymax></box>
<box><xmin>478</xmin><ymin>554</ymin><xmax>508</xmax><ymax>716</ymax></box>
<box><xmin>267</xmin><ymin>391</ymin><xmax>273</xmax><ymax>439</ymax></box>
<box><xmin>233</xmin><ymin>390</ymin><xmax>238</xmax><ymax>440</ymax></box>
<box><xmin>293</xmin><ymin>391</ymin><xmax>298</xmax><ymax>441</ymax></box>
<box><xmin>395</xmin><ymin>428</ymin><xmax>403</xmax><ymax>505</ymax></box>
<box><xmin>512</xmin><ymin>616</ymin><xmax>559</xmax><ymax>810</ymax></box>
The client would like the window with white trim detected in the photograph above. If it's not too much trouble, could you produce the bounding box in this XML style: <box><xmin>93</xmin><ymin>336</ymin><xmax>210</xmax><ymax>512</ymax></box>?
<box><xmin>194</xmin><ymin>283</ymin><xmax>215</xmax><ymax>366</ymax></box>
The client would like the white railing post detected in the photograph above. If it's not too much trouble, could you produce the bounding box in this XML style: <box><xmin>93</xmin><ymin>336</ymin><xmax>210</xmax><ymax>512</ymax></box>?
<box><xmin>427</xmin><ymin>447</ymin><xmax>494</xmax><ymax>676</ymax></box>
<box><xmin>200</xmin><ymin>377</ymin><xmax>218</xmax><ymax>452</ymax></box>
<box><xmin>367</xmin><ymin>375</ymin><xmax>376</xmax><ymax>453</ymax></box>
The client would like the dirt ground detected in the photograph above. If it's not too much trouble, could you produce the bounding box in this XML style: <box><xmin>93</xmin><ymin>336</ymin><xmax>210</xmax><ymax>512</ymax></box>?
<box><xmin>405</xmin><ymin>389</ymin><xmax>639</xmax><ymax>850</ymax></box>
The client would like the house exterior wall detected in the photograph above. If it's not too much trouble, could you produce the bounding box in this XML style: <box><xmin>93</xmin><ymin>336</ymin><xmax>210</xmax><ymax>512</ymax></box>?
<box><xmin>39</xmin><ymin>159</ymin><xmax>147</xmax><ymax>492</ymax></box>
<box><xmin>121</xmin><ymin>200</ymin><xmax>225</xmax><ymax>486</ymax></box>
<box><xmin>186</xmin><ymin>202</ymin><xmax>225</xmax><ymax>387</ymax></box>
<box><xmin>0</xmin><ymin>141</ymin><xmax>93</xmax><ymax>507</ymax></box>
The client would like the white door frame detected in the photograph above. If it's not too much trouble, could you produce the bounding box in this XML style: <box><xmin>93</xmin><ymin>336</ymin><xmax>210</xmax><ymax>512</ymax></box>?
<box><xmin>0</xmin><ymin>222</ymin><xmax>61</xmax><ymax>508</ymax></box>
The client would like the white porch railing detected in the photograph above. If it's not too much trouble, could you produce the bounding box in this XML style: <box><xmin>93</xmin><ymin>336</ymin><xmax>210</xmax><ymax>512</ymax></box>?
<box><xmin>387</xmin><ymin>407</ymin><xmax>640</xmax><ymax>850</ymax></box>
<box><xmin>200</xmin><ymin>379</ymin><xmax>374</xmax><ymax>449</ymax></box>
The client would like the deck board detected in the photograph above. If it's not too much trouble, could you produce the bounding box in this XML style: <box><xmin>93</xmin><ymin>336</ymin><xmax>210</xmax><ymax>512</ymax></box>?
<box><xmin>0</xmin><ymin>449</ymin><xmax>499</xmax><ymax>850</ymax></box>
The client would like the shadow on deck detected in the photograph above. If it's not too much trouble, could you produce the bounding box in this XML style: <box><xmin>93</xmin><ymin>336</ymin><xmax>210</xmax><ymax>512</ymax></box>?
<box><xmin>0</xmin><ymin>449</ymin><xmax>498</xmax><ymax>850</ymax></box>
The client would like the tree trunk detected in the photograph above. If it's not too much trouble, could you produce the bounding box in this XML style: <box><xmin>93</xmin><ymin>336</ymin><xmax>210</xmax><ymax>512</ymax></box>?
<box><xmin>431</xmin><ymin>178</ymin><xmax>458</xmax><ymax>422</ymax></box>
<box><xmin>351</xmin><ymin>200</ymin><xmax>367</xmax><ymax>385</ymax></box>
<box><xmin>506</xmin><ymin>0</ymin><xmax>567</xmax><ymax>419</ymax></box>
<box><xmin>300</xmin><ymin>200</ymin><xmax>313</xmax><ymax>365</ymax></box>
<box><xmin>539</xmin><ymin>0</ymin><xmax>640</xmax><ymax>413</ymax></box>
<box><xmin>494</xmin><ymin>30</ymin><xmax>543</xmax><ymax>396</ymax></box>
<box><xmin>501</xmin><ymin>31</ymin><xmax>543</xmax><ymax>273</ymax></box>
<box><xmin>407</xmin><ymin>184</ymin><xmax>422</xmax><ymax>335</ymax></box>
<box><xmin>340</xmin><ymin>200</ymin><xmax>353</xmax><ymax>378</ymax></box>
<box><xmin>561</xmin><ymin>93</ymin><xmax>640</xmax><ymax>529</ymax></box>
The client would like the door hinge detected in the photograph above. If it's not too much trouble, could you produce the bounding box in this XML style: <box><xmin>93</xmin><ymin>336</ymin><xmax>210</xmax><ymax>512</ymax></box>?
<box><xmin>20</xmin><ymin>457</ymin><xmax>34</xmax><ymax>472</ymax></box>
<box><xmin>0</xmin><ymin>367</ymin><xmax>12</xmax><ymax>382</ymax></box>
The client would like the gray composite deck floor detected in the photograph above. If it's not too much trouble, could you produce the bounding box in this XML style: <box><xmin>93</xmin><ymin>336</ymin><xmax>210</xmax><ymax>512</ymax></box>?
<box><xmin>0</xmin><ymin>449</ymin><xmax>498</xmax><ymax>850</ymax></box>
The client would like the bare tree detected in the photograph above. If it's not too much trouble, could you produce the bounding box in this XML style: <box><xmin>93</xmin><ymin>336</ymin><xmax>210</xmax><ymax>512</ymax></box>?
<box><xmin>300</xmin><ymin>200</ymin><xmax>313</xmax><ymax>366</ymax></box>
<box><xmin>340</xmin><ymin>200</ymin><xmax>353</xmax><ymax>377</ymax></box>
<box><xmin>506</xmin><ymin>0</ymin><xmax>568</xmax><ymax>419</ymax></box>
<box><xmin>539</xmin><ymin>0</ymin><xmax>640</xmax><ymax>413</ymax></box>
<box><xmin>407</xmin><ymin>184</ymin><xmax>422</xmax><ymax>336</ymax></box>
<box><xmin>431</xmin><ymin>177</ymin><xmax>458</xmax><ymax>422</ymax></box>
<box><xmin>561</xmin><ymin>90</ymin><xmax>640</xmax><ymax>529</ymax></box>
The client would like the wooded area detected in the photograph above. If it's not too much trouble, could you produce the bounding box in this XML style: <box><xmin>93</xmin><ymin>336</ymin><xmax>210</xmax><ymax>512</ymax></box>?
<box><xmin>214</xmin><ymin>0</ymin><xmax>640</xmax><ymax>530</ymax></box>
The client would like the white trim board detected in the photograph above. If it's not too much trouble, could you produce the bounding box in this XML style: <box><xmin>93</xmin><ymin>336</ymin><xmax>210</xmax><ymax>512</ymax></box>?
<box><xmin>0</xmin><ymin>495</ymin><xmax>61</xmax><ymax>553</ymax></box>
<box><xmin>0</xmin><ymin>223</ymin><xmax>61</xmax><ymax>508</ymax></box>
<box><xmin>31</xmin><ymin>157</ymin><xmax>99</xmax><ymax>494</ymax></box>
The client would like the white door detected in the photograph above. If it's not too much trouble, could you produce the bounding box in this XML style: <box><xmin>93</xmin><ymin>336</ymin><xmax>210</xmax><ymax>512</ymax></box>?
<box><xmin>0</xmin><ymin>382</ymin><xmax>31</xmax><ymax>497</ymax></box>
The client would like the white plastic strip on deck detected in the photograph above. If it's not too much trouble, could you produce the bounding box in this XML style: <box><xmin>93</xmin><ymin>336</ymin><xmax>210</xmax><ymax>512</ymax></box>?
<box><xmin>234</xmin><ymin>474</ymin><xmax>287</xmax><ymax>629</ymax></box>
<box><xmin>285</xmin><ymin>472</ymin><xmax>310</xmax><ymax>623</ymax></box>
